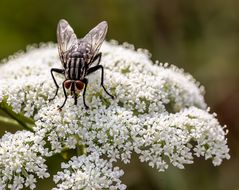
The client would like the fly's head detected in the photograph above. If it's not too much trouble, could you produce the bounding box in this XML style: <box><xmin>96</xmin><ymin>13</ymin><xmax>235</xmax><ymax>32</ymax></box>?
<box><xmin>64</xmin><ymin>80</ymin><xmax>85</xmax><ymax>94</ymax></box>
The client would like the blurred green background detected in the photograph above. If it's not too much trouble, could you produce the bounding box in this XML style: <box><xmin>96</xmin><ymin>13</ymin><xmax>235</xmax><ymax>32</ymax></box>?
<box><xmin>0</xmin><ymin>0</ymin><xmax>238</xmax><ymax>189</ymax></box>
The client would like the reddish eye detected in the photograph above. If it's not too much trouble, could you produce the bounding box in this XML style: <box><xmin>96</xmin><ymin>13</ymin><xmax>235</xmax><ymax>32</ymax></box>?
<box><xmin>64</xmin><ymin>80</ymin><xmax>72</xmax><ymax>89</ymax></box>
<box><xmin>75</xmin><ymin>81</ymin><xmax>84</xmax><ymax>91</ymax></box>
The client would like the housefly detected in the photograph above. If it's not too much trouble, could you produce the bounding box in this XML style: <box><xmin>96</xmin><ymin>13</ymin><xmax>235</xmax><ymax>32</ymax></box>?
<box><xmin>49</xmin><ymin>19</ymin><xmax>114</xmax><ymax>110</ymax></box>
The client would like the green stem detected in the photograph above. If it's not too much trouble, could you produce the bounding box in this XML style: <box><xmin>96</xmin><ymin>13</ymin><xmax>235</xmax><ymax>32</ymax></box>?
<box><xmin>0</xmin><ymin>101</ymin><xmax>34</xmax><ymax>132</ymax></box>
<box><xmin>0</xmin><ymin>115</ymin><xmax>21</xmax><ymax>128</ymax></box>
<box><xmin>76</xmin><ymin>144</ymin><xmax>86</xmax><ymax>156</ymax></box>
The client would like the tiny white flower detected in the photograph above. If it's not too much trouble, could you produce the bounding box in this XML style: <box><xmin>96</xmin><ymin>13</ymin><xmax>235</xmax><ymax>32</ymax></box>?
<box><xmin>25</xmin><ymin>174</ymin><xmax>36</xmax><ymax>190</ymax></box>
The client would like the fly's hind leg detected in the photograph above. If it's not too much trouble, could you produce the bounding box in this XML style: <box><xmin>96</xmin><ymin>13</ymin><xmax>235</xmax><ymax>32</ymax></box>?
<box><xmin>86</xmin><ymin>65</ymin><xmax>114</xmax><ymax>99</ymax></box>
<box><xmin>91</xmin><ymin>52</ymin><xmax>102</xmax><ymax>66</ymax></box>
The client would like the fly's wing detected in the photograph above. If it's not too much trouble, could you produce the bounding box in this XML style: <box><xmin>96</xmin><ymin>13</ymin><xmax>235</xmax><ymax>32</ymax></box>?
<box><xmin>57</xmin><ymin>19</ymin><xmax>78</xmax><ymax>66</ymax></box>
<box><xmin>82</xmin><ymin>21</ymin><xmax>108</xmax><ymax>65</ymax></box>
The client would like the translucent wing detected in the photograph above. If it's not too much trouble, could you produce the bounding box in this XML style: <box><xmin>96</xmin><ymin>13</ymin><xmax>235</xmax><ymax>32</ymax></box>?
<box><xmin>57</xmin><ymin>19</ymin><xmax>78</xmax><ymax>64</ymax></box>
<box><xmin>82</xmin><ymin>21</ymin><xmax>108</xmax><ymax>59</ymax></box>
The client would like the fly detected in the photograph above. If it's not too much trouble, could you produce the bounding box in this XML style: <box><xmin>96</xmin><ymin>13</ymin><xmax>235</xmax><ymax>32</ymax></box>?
<box><xmin>49</xmin><ymin>19</ymin><xmax>114</xmax><ymax>110</ymax></box>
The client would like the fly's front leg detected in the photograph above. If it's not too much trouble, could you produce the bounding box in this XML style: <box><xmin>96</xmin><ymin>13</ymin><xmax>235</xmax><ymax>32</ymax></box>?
<box><xmin>73</xmin><ymin>91</ymin><xmax>77</xmax><ymax>105</ymax></box>
<box><xmin>86</xmin><ymin>65</ymin><xmax>114</xmax><ymax>99</ymax></box>
<box><xmin>82</xmin><ymin>78</ymin><xmax>89</xmax><ymax>109</ymax></box>
<box><xmin>49</xmin><ymin>68</ymin><xmax>65</xmax><ymax>101</ymax></box>
<box><xmin>58</xmin><ymin>80</ymin><xmax>68</xmax><ymax>111</ymax></box>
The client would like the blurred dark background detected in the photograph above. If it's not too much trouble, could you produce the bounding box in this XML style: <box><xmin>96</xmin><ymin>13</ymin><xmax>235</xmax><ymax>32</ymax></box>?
<box><xmin>0</xmin><ymin>0</ymin><xmax>238</xmax><ymax>189</ymax></box>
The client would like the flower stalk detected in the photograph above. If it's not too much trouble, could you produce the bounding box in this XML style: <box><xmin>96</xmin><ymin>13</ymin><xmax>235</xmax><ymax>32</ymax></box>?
<box><xmin>0</xmin><ymin>101</ymin><xmax>34</xmax><ymax>131</ymax></box>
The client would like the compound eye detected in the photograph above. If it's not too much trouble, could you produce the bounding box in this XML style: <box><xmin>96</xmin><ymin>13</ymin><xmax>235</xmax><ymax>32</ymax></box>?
<box><xmin>64</xmin><ymin>80</ymin><xmax>72</xmax><ymax>89</ymax></box>
<box><xmin>75</xmin><ymin>81</ymin><xmax>84</xmax><ymax>91</ymax></box>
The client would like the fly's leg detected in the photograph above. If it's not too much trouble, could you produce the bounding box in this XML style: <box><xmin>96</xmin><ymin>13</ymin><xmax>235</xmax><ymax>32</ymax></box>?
<box><xmin>58</xmin><ymin>80</ymin><xmax>68</xmax><ymax>111</ymax></box>
<box><xmin>91</xmin><ymin>52</ymin><xmax>101</xmax><ymax>66</ymax></box>
<box><xmin>49</xmin><ymin>68</ymin><xmax>65</xmax><ymax>101</ymax></box>
<box><xmin>82</xmin><ymin>78</ymin><xmax>89</xmax><ymax>109</ymax></box>
<box><xmin>86</xmin><ymin>65</ymin><xmax>114</xmax><ymax>99</ymax></box>
<box><xmin>74</xmin><ymin>91</ymin><xmax>77</xmax><ymax>105</ymax></box>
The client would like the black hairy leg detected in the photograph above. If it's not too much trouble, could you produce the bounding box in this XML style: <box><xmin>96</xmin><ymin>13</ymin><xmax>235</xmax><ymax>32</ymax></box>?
<box><xmin>49</xmin><ymin>68</ymin><xmax>65</xmax><ymax>101</ymax></box>
<box><xmin>58</xmin><ymin>80</ymin><xmax>68</xmax><ymax>111</ymax></box>
<box><xmin>81</xmin><ymin>78</ymin><xmax>89</xmax><ymax>109</ymax></box>
<box><xmin>87</xmin><ymin>65</ymin><xmax>114</xmax><ymax>99</ymax></box>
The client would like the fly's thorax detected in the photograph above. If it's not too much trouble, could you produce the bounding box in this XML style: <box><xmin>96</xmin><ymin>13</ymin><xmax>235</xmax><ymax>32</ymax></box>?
<box><xmin>77</xmin><ymin>41</ymin><xmax>93</xmax><ymax>61</ymax></box>
<box><xmin>64</xmin><ymin>52</ymin><xmax>89</xmax><ymax>80</ymax></box>
<box><xmin>64</xmin><ymin>80</ymin><xmax>85</xmax><ymax>94</ymax></box>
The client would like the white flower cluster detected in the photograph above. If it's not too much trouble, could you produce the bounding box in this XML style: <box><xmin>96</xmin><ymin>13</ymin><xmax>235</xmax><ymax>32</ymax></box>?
<box><xmin>0</xmin><ymin>130</ymin><xmax>49</xmax><ymax>190</ymax></box>
<box><xmin>136</xmin><ymin>107</ymin><xmax>230</xmax><ymax>171</ymax></box>
<box><xmin>53</xmin><ymin>153</ymin><xmax>126</xmax><ymax>190</ymax></box>
<box><xmin>0</xmin><ymin>41</ymin><xmax>230</xmax><ymax>189</ymax></box>
<box><xmin>0</xmin><ymin>44</ymin><xmax>57</xmax><ymax>117</ymax></box>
